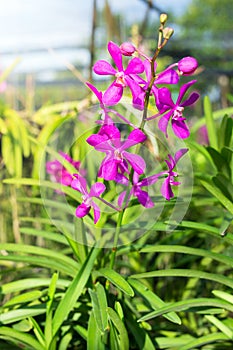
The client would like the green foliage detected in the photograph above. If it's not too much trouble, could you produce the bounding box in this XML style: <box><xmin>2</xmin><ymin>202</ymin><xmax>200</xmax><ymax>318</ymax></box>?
<box><xmin>1</xmin><ymin>66</ymin><xmax>233</xmax><ymax>349</ymax></box>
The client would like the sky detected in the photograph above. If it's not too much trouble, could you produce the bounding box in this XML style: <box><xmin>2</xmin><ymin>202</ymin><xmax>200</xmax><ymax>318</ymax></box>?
<box><xmin>0</xmin><ymin>0</ymin><xmax>192</xmax><ymax>74</ymax></box>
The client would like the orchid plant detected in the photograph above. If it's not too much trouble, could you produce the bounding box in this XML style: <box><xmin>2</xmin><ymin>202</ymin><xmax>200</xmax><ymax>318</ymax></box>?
<box><xmin>47</xmin><ymin>14</ymin><xmax>199</xmax><ymax>261</ymax></box>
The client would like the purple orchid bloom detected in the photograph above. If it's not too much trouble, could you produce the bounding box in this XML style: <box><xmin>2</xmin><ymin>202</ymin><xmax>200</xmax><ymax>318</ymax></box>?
<box><xmin>93</xmin><ymin>41</ymin><xmax>144</xmax><ymax>106</ymax></box>
<box><xmin>46</xmin><ymin>151</ymin><xmax>83</xmax><ymax>187</ymax></box>
<box><xmin>87</xmin><ymin>125</ymin><xmax>147</xmax><ymax>181</ymax></box>
<box><xmin>145</xmin><ymin>148</ymin><xmax>188</xmax><ymax>200</ymax></box>
<box><xmin>71</xmin><ymin>174</ymin><xmax>106</xmax><ymax>224</ymax></box>
<box><xmin>154</xmin><ymin>80</ymin><xmax>199</xmax><ymax>139</ymax></box>
<box><xmin>131</xmin><ymin>60</ymin><xmax>180</xmax><ymax>110</ymax></box>
<box><xmin>118</xmin><ymin>172</ymin><xmax>154</xmax><ymax>209</ymax></box>
<box><xmin>86</xmin><ymin>82</ymin><xmax>114</xmax><ymax>125</ymax></box>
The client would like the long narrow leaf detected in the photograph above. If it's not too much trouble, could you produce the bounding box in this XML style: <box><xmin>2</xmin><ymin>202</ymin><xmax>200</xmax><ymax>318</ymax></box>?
<box><xmin>52</xmin><ymin>246</ymin><xmax>100</xmax><ymax>335</ymax></box>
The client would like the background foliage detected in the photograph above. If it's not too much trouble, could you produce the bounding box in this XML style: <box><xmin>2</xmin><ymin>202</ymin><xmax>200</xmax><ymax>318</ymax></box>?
<box><xmin>0</xmin><ymin>0</ymin><xmax>233</xmax><ymax>349</ymax></box>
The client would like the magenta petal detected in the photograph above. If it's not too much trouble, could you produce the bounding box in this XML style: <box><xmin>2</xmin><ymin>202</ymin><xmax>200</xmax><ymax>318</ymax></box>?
<box><xmin>108</xmin><ymin>41</ymin><xmax>123</xmax><ymax>71</ymax></box>
<box><xmin>118</xmin><ymin>190</ymin><xmax>127</xmax><ymax>207</ymax></box>
<box><xmin>92</xmin><ymin>202</ymin><xmax>101</xmax><ymax>224</ymax></box>
<box><xmin>136</xmin><ymin>188</ymin><xmax>154</xmax><ymax>208</ymax></box>
<box><xmin>115</xmin><ymin>173</ymin><xmax>129</xmax><ymax>185</ymax></box>
<box><xmin>174</xmin><ymin>148</ymin><xmax>188</xmax><ymax>163</ymax></box>
<box><xmin>181</xmin><ymin>92</ymin><xmax>199</xmax><ymax>107</ymax></box>
<box><xmin>101</xmin><ymin>159</ymin><xmax>118</xmax><ymax>180</ymax></box>
<box><xmin>89</xmin><ymin>182</ymin><xmax>106</xmax><ymax>197</ymax></box>
<box><xmin>123</xmin><ymin>152</ymin><xmax>146</xmax><ymax>174</ymax></box>
<box><xmin>158</xmin><ymin>87</ymin><xmax>175</xmax><ymax>107</ymax></box>
<box><xmin>158</xmin><ymin>111</ymin><xmax>173</xmax><ymax>137</ymax></box>
<box><xmin>99</xmin><ymin>124</ymin><xmax>121</xmax><ymax>140</ymax></box>
<box><xmin>128</xmin><ymin>129</ymin><xmax>147</xmax><ymax>143</ymax></box>
<box><xmin>103</xmin><ymin>82</ymin><xmax>123</xmax><ymax>106</ymax></box>
<box><xmin>71</xmin><ymin>175</ymin><xmax>87</xmax><ymax>194</ymax></box>
<box><xmin>124</xmin><ymin>57</ymin><xmax>144</xmax><ymax>75</ymax></box>
<box><xmin>120</xmin><ymin>129</ymin><xmax>146</xmax><ymax>151</ymax></box>
<box><xmin>176</xmin><ymin>80</ymin><xmax>197</xmax><ymax>104</ymax></box>
<box><xmin>161</xmin><ymin>177</ymin><xmax>173</xmax><ymax>201</ymax></box>
<box><xmin>87</xmin><ymin>134</ymin><xmax>106</xmax><ymax>147</ymax></box>
<box><xmin>172</xmin><ymin>119</ymin><xmax>190</xmax><ymax>139</ymax></box>
<box><xmin>93</xmin><ymin>60</ymin><xmax>116</xmax><ymax>75</ymax></box>
<box><xmin>156</xmin><ymin>69</ymin><xmax>179</xmax><ymax>85</ymax></box>
<box><xmin>76</xmin><ymin>203</ymin><xmax>91</xmax><ymax>218</ymax></box>
<box><xmin>86</xmin><ymin>82</ymin><xmax>103</xmax><ymax>102</ymax></box>
<box><xmin>140</xmin><ymin>173</ymin><xmax>160</xmax><ymax>186</ymax></box>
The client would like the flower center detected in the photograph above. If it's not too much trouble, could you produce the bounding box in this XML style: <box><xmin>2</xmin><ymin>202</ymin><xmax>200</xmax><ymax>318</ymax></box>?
<box><xmin>173</xmin><ymin>106</ymin><xmax>184</xmax><ymax>120</ymax></box>
<box><xmin>114</xmin><ymin>149</ymin><xmax>123</xmax><ymax>161</ymax></box>
<box><xmin>115</xmin><ymin>71</ymin><xmax>127</xmax><ymax>87</ymax></box>
<box><xmin>82</xmin><ymin>195</ymin><xmax>92</xmax><ymax>207</ymax></box>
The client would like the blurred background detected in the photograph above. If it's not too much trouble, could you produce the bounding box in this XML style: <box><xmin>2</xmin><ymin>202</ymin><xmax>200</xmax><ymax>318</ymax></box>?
<box><xmin>0</xmin><ymin>0</ymin><xmax>232</xmax><ymax>110</ymax></box>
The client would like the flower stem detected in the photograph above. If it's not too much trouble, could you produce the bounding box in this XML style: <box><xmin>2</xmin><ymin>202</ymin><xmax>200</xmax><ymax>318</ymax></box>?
<box><xmin>109</xmin><ymin>209</ymin><xmax>125</xmax><ymax>270</ymax></box>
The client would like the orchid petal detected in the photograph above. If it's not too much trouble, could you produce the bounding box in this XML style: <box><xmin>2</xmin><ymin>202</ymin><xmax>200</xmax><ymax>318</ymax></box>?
<box><xmin>87</xmin><ymin>134</ymin><xmax>107</xmax><ymax>147</ymax></box>
<box><xmin>93</xmin><ymin>60</ymin><xmax>116</xmax><ymax>75</ymax></box>
<box><xmin>161</xmin><ymin>177</ymin><xmax>174</xmax><ymax>201</ymax></box>
<box><xmin>158</xmin><ymin>111</ymin><xmax>173</xmax><ymax>137</ymax></box>
<box><xmin>174</xmin><ymin>148</ymin><xmax>188</xmax><ymax>164</ymax></box>
<box><xmin>100</xmin><ymin>159</ymin><xmax>118</xmax><ymax>180</ymax></box>
<box><xmin>92</xmin><ymin>202</ymin><xmax>101</xmax><ymax>224</ymax></box>
<box><xmin>86</xmin><ymin>82</ymin><xmax>103</xmax><ymax>102</ymax></box>
<box><xmin>176</xmin><ymin>80</ymin><xmax>197</xmax><ymax>105</ymax></box>
<box><xmin>181</xmin><ymin>92</ymin><xmax>200</xmax><ymax>107</ymax></box>
<box><xmin>99</xmin><ymin>124</ymin><xmax>121</xmax><ymax>140</ymax></box>
<box><xmin>140</xmin><ymin>173</ymin><xmax>160</xmax><ymax>186</ymax></box>
<box><xmin>156</xmin><ymin>69</ymin><xmax>179</xmax><ymax>85</ymax></box>
<box><xmin>157</xmin><ymin>87</ymin><xmax>175</xmax><ymax>108</ymax></box>
<box><xmin>71</xmin><ymin>175</ymin><xmax>88</xmax><ymax>194</ymax></box>
<box><xmin>108</xmin><ymin>41</ymin><xmax>123</xmax><ymax>71</ymax></box>
<box><xmin>135</xmin><ymin>188</ymin><xmax>154</xmax><ymax>208</ymax></box>
<box><xmin>124</xmin><ymin>57</ymin><xmax>144</xmax><ymax>75</ymax></box>
<box><xmin>103</xmin><ymin>82</ymin><xmax>123</xmax><ymax>106</ymax></box>
<box><xmin>118</xmin><ymin>190</ymin><xmax>127</xmax><ymax>207</ymax></box>
<box><xmin>172</xmin><ymin>119</ymin><xmax>190</xmax><ymax>139</ymax></box>
<box><xmin>123</xmin><ymin>152</ymin><xmax>146</xmax><ymax>174</ymax></box>
<box><xmin>89</xmin><ymin>182</ymin><xmax>106</xmax><ymax>197</ymax></box>
<box><xmin>76</xmin><ymin>203</ymin><xmax>91</xmax><ymax>218</ymax></box>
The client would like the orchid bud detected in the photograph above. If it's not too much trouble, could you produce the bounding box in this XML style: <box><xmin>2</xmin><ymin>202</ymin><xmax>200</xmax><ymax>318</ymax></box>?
<box><xmin>178</xmin><ymin>56</ymin><xmax>198</xmax><ymax>75</ymax></box>
<box><xmin>162</xmin><ymin>27</ymin><xmax>174</xmax><ymax>40</ymax></box>
<box><xmin>120</xmin><ymin>42</ymin><xmax>136</xmax><ymax>56</ymax></box>
<box><xmin>160</xmin><ymin>13</ymin><xmax>168</xmax><ymax>25</ymax></box>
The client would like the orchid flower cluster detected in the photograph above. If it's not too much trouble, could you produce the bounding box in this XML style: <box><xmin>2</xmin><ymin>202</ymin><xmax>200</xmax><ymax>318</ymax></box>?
<box><xmin>47</xmin><ymin>14</ymin><xmax>199</xmax><ymax>225</ymax></box>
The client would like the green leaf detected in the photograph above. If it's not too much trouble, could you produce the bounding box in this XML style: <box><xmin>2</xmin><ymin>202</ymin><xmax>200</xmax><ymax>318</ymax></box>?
<box><xmin>89</xmin><ymin>283</ymin><xmax>108</xmax><ymax>334</ymax></box>
<box><xmin>0</xmin><ymin>307</ymin><xmax>46</xmax><ymax>325</ymax></box>
<box><xmin>98</xmin><ymin>268</ymin><xmax>134</xmax><ymax>297</ymax></box>
<box><xmin>0</xmin><ymin>243</ymin><xmax>79</xmax><ymax>276</ymax></box>
<box><xmin>205</xmin><ymin>315</ymin><xmax>233</xmax><ymax>339</ymax></box>
<box><xmin>204</xmin><ymin>95</ymin><xmax>218</xmax><ymax>149</ymax></box>
<box><xmin>212</xmin><ymin>290</ymin><xmax>233</xmax><ymax>305</ymax></box>
<box><xmin>213</xmin><ymin>173</ymin><xmax>233</xmax><ymax>201</ymax></box>
<box><xmin>138</xmin><ymin>298</ymin><xmax>233</xmax><ymax>322</ymax></box>
<box><xmin>219</xmin><ymin>114</ymin><xmax>233</xmax><ymax>149</ymax></box>
<box><xmin>125</xmin><ymin>312</ymin><xmax>155</xmax><ymax>350</ymax></box>
<box><xmin>52</xmin><ymin>246</ymin><xmax>100</xmax><ymax>335</ymax></box>
<box><xmin>3</xmin><ymin>291</ymin><xmax>42</xmax><ymax>307</ymax></box>
<box><xmin>200</xmin><ymin>177</ymin><xmax>233</xmax><ymax>215</ymax></box>
<box><xmin>140</xmin><ymin>245</ymin><xmax>233</xmax><ymax>268</ymax></box>
<box><xmin>128</xmin><ymin>279</ymin><xmax>181</xmax><ymax>324</ymax></box>
<box><xmin>179</xmin><ymin>333</ymin><xmax>229</xmax><ymax>350</ymax></box>
<box><xmin>29</xmin><ymin>317</ymin><xmax>46</xmax><ymax>347</ymax></box>
<box><xmin>107</xmin><ymin>307</ymin><xmax>129</xmax><ymax>350</ymax></box>
<box><xmin>87</xmin><ymin>311</ymin><xmax>105</xmax><ymax>350</ymax></box>
<box><xmin>0</xmin><ymin>326</ymin><xmax>43</xmax><ymax>350</ymax></box>
<box><xmin>206</xmin><ymin>146</ymin><xmax>231</xmax><ymax>177</ymax></box>
<box><xmin>131</xmin><ymin>268</ymin><xmax>233</xmax><ymax>289</ymax></box>
<box><xmin>0</xmin><ymin>278</ymin><xmax>69</xmax><ymax>294</ymax></box>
